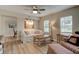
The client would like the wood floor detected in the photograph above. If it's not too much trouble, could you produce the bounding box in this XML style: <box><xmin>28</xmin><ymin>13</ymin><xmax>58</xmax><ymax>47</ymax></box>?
<box><xmin>3</xmin><ymin>37</ymin><xmax>48</xmax><ymax>54</ymax></box>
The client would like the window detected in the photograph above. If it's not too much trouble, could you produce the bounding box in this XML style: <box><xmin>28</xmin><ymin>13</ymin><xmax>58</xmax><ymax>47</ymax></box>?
<box><xmin>60</xmin><ymin>16</ymin><xmax>72</xmax><ymax>34</ymax></box>
<box><xmin>44</xmin><ymin>20</ymin><xmax>49</xmax><ymax>33</ymax></box>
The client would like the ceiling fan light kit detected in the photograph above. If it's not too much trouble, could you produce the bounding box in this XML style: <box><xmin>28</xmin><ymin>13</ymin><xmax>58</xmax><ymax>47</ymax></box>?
<box><xmin>33</xmin><ymin>10</ymin><xmax>38</xmax><ymax>14</ymax></box>
<box><xmin>24</xmin><ymin>5</ymin><xmax>45</xmax><ymax>14</ymax></box>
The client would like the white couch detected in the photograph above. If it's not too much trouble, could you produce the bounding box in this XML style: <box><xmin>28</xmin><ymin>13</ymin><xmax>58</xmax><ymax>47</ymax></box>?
<box><xmin>21</xmin><ymin>29</ymin><xmax>43</xmax><ymax>43</ymax></box>
<box><xmin>21</xmin><ymin>32</ymin><xmax>33</xmax><ymax>43</ymax></box>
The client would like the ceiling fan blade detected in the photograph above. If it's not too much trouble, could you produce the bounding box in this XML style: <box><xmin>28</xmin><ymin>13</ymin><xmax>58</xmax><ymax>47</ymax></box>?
<box><xmin>33</xmin><ymin>8</ymin><xmax>45</xmax><ymax>11</ymax></box>
<box><xmin>33</xmin><ymin>9</ymin><xmax>38</xmax><ymax>11</ymax></box>
<box><xmin>39</xmin><ymin>9</ymin><xmax>45</xmax><ymax>11</ymax></box>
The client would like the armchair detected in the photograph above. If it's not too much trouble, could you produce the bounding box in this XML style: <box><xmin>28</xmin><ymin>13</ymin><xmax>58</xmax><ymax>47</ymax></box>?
<box><xmin>67</xmin><ymin>34</ymin><xmax>79</xmax><ymax>46</ymax></box>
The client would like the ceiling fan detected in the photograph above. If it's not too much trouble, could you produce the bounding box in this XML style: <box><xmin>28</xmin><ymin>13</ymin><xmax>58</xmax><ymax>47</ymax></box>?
<box><xmin>24</xmin><ymin>5</ymin><xmax>45</xmax><ymax>14</ymax></box>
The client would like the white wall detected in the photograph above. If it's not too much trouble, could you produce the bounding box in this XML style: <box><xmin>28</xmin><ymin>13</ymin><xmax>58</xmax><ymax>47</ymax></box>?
<box><xmin>0</xmin><ymin>9</ymin><xmax>39</xmax><ymax>37</ymax></box>
<box><xmin>0</xmin><ymin>10</ymin><xmax>25</xmax><ymax>37</ymax></box>
<box><xmin>50</xmin><ymin>6</ymin><xmax>79</xmax><ymax>40</ymax></box>
<box><xmin>39</xmin><ymin>6</ymin><xmax>79</xmax><ymax>41</ymax></box>
<box><xmin>0</xmin><ymin>9</ymin><xmax>25</xmax><ymax>36</ymax></box>
<box><xmin>0</xmin><ymin>16</ymin><xmax>2</xmax><ymax>35</ymax></box>
<box><xmin>0</xmin><ymin>15</ymin><xmax>17</xmax><ymax>36</ymax></box>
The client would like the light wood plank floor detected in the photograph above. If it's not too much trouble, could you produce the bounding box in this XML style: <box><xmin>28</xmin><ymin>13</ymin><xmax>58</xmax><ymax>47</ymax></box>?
<box><xmin>3</xmin><ymin>37</ymin><xmax>48</xmax><ymax>54</ymax></box>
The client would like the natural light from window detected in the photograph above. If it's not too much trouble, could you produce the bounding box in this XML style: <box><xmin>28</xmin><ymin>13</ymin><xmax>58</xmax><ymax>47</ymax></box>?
<box><xmin>60</xmin><ymin>16</ymin><xmax>72</xmax><ymax>35</ymax></box>
<box><xmin>44</xmin><ymin>20</ymin><xmax>49</xmax><ymax>33</ymax></box>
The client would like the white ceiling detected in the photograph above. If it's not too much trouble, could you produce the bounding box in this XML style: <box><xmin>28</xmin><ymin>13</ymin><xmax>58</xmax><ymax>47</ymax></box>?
<box><xmin>0</xmin><ymin>5</ymin><xmax>75</xmax><ymax>17</ymax></box>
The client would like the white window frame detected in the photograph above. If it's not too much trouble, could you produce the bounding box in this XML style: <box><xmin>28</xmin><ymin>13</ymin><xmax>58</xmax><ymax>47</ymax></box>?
<box><xmin>60</xmin><ymin>16</ymin><xmax>72</xmax><ymax>35</ymax></box>
<box><xmin>44</xmin><ymin>20</ymin><xmax>49</xmax><ymax>33</ymax></box>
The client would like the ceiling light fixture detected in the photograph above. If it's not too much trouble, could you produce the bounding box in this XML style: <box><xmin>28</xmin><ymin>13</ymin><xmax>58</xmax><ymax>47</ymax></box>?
<box><xmin>33</xmin><ymin>10</ymin><xmax>38</xmax><ymax>14</ymax></box>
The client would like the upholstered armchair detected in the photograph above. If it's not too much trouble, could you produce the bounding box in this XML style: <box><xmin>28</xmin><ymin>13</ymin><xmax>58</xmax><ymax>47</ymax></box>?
<box><xmin>19</xmin><ymin>31</ymin><xmax>33</xmax><ymax>43</ymax></box>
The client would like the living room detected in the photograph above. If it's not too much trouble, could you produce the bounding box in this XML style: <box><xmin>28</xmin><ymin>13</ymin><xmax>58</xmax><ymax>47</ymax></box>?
<box><xmin>0</xmin><ymin>5</ymin><xmax>79</xmax><ymax>54</ymax></box>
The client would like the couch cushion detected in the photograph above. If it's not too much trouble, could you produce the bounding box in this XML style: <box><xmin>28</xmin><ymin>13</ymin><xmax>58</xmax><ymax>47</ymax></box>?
<box><xmin>47</xmin><ymin>43</ymin><xmax>73</xmax><ymax>54</ymax></box>
<box><xmin>60</xmin><ymin>41</ymin><xmax>79</xmax><ymax>54</ymax></box>
<box><xmin>69</xmin><ymin>38</ymin><xmax>77</xmax><ymax>44</ymax></box>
